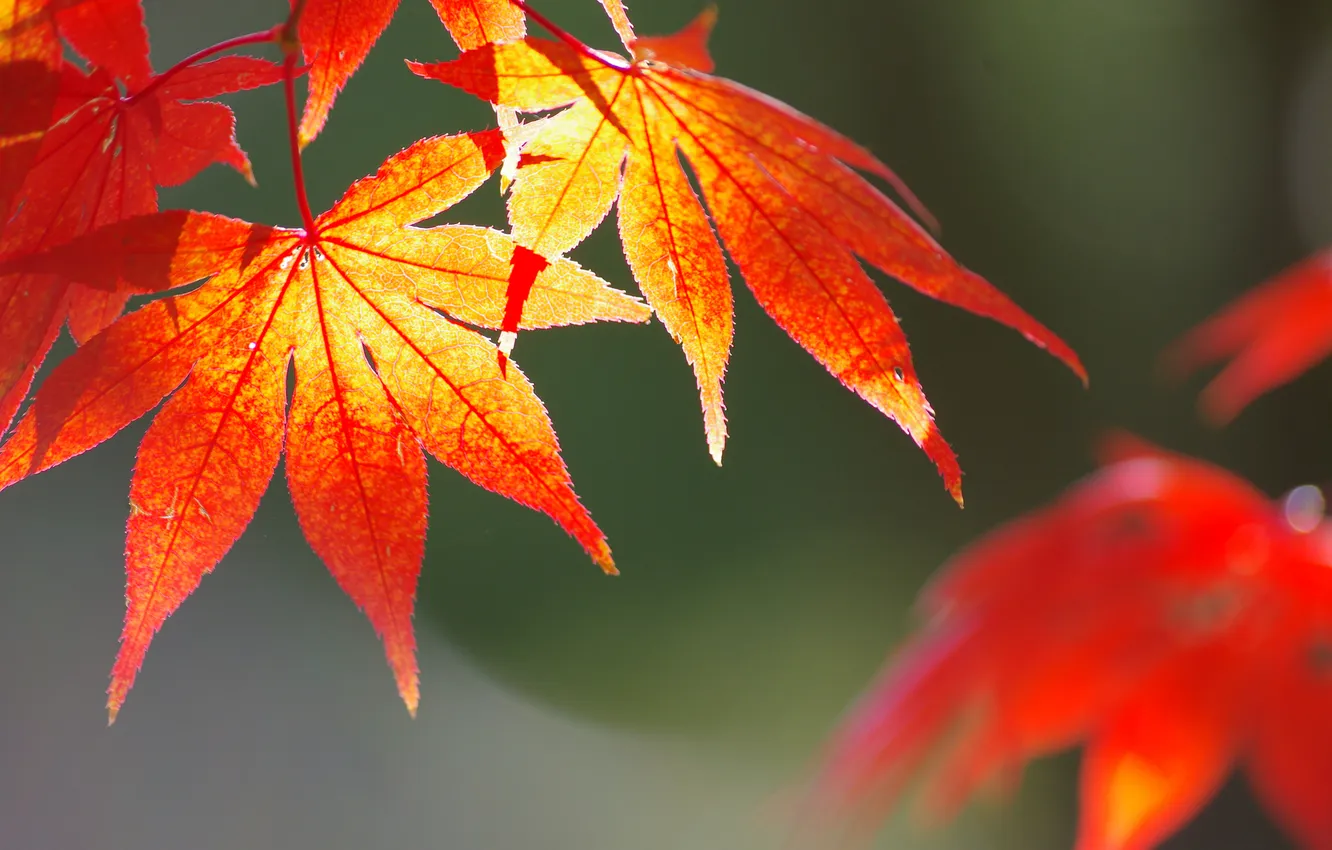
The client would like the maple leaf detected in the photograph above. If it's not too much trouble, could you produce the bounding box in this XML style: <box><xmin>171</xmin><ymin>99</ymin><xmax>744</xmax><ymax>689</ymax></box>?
<box><xmin>0</xmin><ymin>0</ymin><xmax>285</xmax><ymax>435</ymax></box>
<box><xmin>410</xmin><ymin>5</ymin><xmax>1085</xmax><ymax>497</ymax></box>
<box><xmin>292</xmin><ymin>0</ymin><xmax>525</xmax><ymax>148</ymax></box>
<box><xmin>1166</xmin><ymin>248</ymin><xmax>1332</xmax><ymax>425</ymax></box>
<box><xmin>804</xmin><ymin>438</ymin><xmax>1332</xmax><ymax>850</ymax></box>
<box><xmin>54</xmin><ymin>0</ymin><xmax>151</xmax><ymax>89</ymax></box>
<box><xmin>0</xmin><ymin>128</ymin><xmax>649</xmax><ymax>719</ymax></box>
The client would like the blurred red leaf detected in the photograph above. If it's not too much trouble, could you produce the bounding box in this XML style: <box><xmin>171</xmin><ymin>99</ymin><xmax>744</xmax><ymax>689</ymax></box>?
<box><xmin>1167</xmin><ymin>249</ymin><xmax>1332</xmax><ymax>424</ymax></box>
<box><xmin>808</xmin><ymin>440</ymin><xmax>1332</xmax><ymax>850</ymax></box>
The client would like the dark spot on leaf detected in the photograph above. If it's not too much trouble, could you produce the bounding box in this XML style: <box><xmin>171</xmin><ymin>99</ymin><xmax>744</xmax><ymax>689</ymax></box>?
<box><xmin>1309</xmin><ymin>639</ymin><xmax>1332</xmax><ymax>676</ymax></box>
<box><xmin>1104</xmin><ymin>505</ymin><xmax>1159</xmax><ymax>543</ymax></box>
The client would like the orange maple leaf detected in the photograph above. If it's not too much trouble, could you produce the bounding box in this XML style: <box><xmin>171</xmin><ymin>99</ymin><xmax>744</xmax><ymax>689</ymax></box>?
<box><xmin>292</xmin><ymin>0</ymin><xmax>525</xmax><ymax>147</ymax></box>
<box><xmin>0</xmin><ymin>129</ymin><xmax>649</xmax><ymax>719</ymax></box>
<box><xmin>1165</xmin><ymin>248</ymin><xmax>1332</xmax><ymax>425</ymax></box>
<box><xmin>0</xmin><ymin>0</ymin><xmax>285</xmax><ymax>436</ymax></box>
<box><xmin>411</xmin><ymin>5</ymin><xmax>1086</xmax><ymax>499</ymax></box>
<box><xmin>805</xmin><ymin>438</ymin><xmax>1332</xmax><ymax>850</ymax></box>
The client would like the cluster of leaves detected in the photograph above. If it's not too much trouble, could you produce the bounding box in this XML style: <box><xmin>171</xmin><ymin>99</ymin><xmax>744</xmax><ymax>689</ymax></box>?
<box><xmin>0</xmin><ymin>0</ymin><xmax>1081</xmax><ymax>721</ymax></box>
<box><xmin>23</xmin><ymin>0</ymin><xmax>1332</xmax><ymax>846</ymax></box>
<box><xmin>807</xmin><ymin>168</ymin><xmax>1332</xmax><ymax>846</ymax></box>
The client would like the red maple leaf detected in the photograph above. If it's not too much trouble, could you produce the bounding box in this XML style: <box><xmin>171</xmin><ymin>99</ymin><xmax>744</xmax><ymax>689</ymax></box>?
<box><xmin>292</xmin><ymin>0</ymin><xmax>525</xmax><ymax>147</ymax></box>
<box><xmin>0</xmin><ymin>0</ymin><xmax>284</xmax><ymax>435</ymax></box>
<box><xmin>0</xmin><ymin>128</ymin><xmax>649</xmax><ymax>719</ymax></box>
<box><xmin>1166</xmin><ymin>248</ymin><xmax>1332</xmax><ymax>425</ymax></box>
<box><xmin>410</xmin><ymin>4</ymin><xmax>1086</xmax><ymax>499</ymax></box>
<box><xmin>805</xmin><ymin>436</ymin><xmax>1332</xmax><ymax>850</ymax></box>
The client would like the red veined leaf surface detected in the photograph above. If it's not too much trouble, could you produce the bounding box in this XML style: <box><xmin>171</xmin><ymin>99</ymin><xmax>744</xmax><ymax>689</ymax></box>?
<box><xmin>804</xmin><ymin>438</ymin><xmax>1332</xmax><ymax>850</ymax></box>
<box><xmin>53</xmin><ymin>0</ymin><xmax>150</xmax><ymax>89</ymax></box>
<box><xmin>411</xmin><ymin>5</ymin><xmax>1085</xmax><ymax>495</ymax></box>
<box><xmin>1166</xmin><ymin>248</ymin><xmax>1332</xmax><ymax>425</ymax></box>
<box><xmin>0</xmin><ymin>129</ymin><xmax>649</xmax><ymax>719</ymax></box>
<box><xmin>0</xmin><ymin>1</ymin><xmax>285</xmax><ymax>435</ymax></box>
<box><xmin>291</xmin><ymin>0</ymin><xmax>400</xmax><ymax>147</ymax></box>
<box><xmin>430</xmin><ymin>0</ymin><xmax>525</xmax><ymax>51</ymax></box>
<box><xmin>293</xmin><ymin>0</ymin><xmax>526</xmax><ymax>148</ymax></box>
<box><xmin>2</xmin><ymin>0</ymin><xmax>158</xmax><ymax>219</ymax></box>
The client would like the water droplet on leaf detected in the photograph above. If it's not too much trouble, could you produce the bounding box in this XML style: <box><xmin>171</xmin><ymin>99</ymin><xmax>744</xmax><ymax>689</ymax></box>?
<box><xmin>1284</xmin><ymin>484</ymin><xmax>1325</xmax><ymax>533</ymax></box>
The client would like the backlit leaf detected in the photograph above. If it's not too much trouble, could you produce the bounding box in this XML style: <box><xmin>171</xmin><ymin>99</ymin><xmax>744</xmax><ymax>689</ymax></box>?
<box><xmin>0</xmin><ymin>130</ymin><xmax>648</xmax><ymax>718</ymax></box>
<box><xmin>0</xmin><ymin>2</ymin><xmax>283</xmax><ymax>435</ymax></box>
<box><xmin>412</xmin><ymin>6</ymin><xmax>1084</xmax><ymax>497</ymax></box>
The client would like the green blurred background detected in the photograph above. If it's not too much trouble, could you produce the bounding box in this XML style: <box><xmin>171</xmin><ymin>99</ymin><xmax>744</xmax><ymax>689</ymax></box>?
<box><xmin>3</xmin><ymin>0</ymin><xmax>1331</xmax><ymax>847</ymax></box>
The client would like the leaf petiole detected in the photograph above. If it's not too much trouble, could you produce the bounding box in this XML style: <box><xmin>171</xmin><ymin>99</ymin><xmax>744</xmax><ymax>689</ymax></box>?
<box><xmin>282</xmin><ymin>51</ymin><xmax>318</xmax><ymax>234</ymax></box>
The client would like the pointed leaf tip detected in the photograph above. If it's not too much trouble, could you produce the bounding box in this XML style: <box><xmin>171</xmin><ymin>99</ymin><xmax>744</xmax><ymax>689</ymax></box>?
<box><xmin>295</xmin><ymin>0</ymin><xmax>403</xmax><ymax>148</ymax></box>
<box><xmin>401</xmin><ymin>675</ymin><xmax>420</xmax><ymax>717</ymax></box>
<box><xmin>709</xmin><ymin>438</ymin><xmax>724</xmax><ymax>467</ymax></box>
<box><xmin>920</xmin><ymin>427</ymin><xmax>963</xmax><ymax>507</ymax></box>
<box><xmin>629</xmin><ymin>7</ymin><xmax>716</xmax><ymax>73</ymax></box>
<box><xmin>107</xmin><ymin>672</ymin><xmax>131</xmax><ymax>726</ymax></box>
